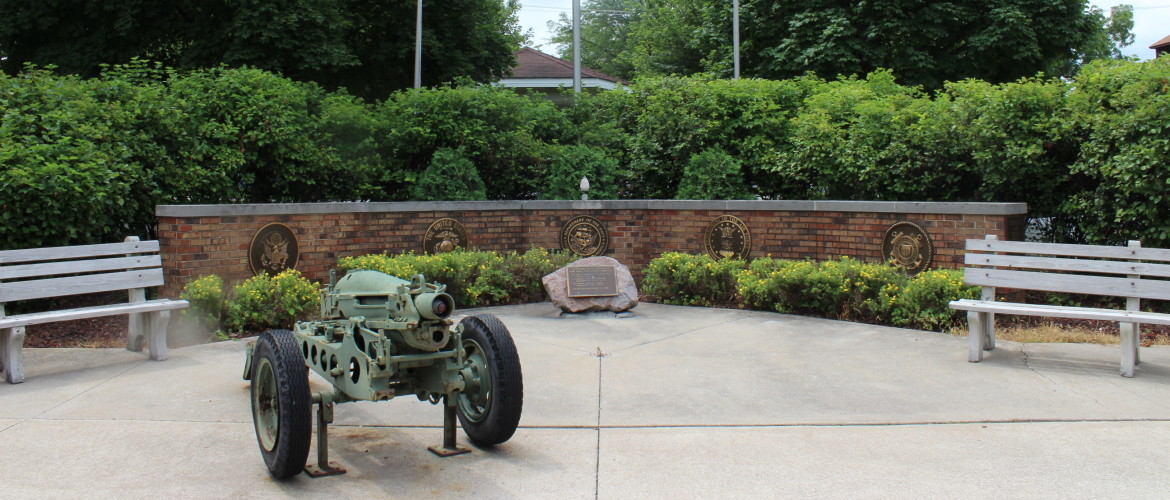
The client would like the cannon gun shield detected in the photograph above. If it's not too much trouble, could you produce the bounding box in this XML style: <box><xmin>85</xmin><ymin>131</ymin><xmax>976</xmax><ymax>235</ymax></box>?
<box><xmin>456</xmin><ymin>314</ymin><xmax>524</xmax><ymax>446</ymax></box>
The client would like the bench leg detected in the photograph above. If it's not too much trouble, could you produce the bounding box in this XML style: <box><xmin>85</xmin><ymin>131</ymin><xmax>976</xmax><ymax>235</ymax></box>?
<box><xmin>1120</xmin><ymin>322</ymin><xmax>1137</xmax><ymax>378</ymax></box>
<box><xmin>1</xmin><ymin>327</ymin><xmax>26</xmax><ymax>384</ymax></box>
<box><xmin>968</xmin><ymin>311</ymin><xmax>988</xmax><ymax>362</ymax></box>
<box><xmin>128</xmin><ymin>311</ymin><xmax>170</xmax><ymax>361</ymax></box>
<box><xmin>128</xmin><ymin>311</ymin><xmax>146</xmax><ymax>353</ymax></box>
<box><xmin>148</xmin><ymin>311</ymin><xmax>171</xmax><ymax>362</ymax></box>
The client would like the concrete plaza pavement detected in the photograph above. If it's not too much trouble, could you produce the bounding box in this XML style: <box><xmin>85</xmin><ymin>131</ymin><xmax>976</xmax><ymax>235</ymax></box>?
<box><xmin>2</xmin><ymin>302</ymin><xmax>1170</xmax><ymax>498</ymax></box>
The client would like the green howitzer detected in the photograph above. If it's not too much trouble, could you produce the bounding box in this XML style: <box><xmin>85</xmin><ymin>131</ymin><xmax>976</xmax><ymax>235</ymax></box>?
<box><xmin>242</xmin><ymin>269</ymin><xmax>523</xmax><ymax>479</ymax></box>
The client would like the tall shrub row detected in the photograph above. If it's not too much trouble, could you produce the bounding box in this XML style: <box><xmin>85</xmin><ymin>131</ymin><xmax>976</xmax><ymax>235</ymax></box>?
<box><xmin>3</xmin><ymin>57</ymin><xmax>1169</xmax><ymax>250</ymax></box>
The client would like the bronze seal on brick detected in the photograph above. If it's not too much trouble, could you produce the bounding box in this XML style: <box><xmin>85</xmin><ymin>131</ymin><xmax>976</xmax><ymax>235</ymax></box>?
<box><xmin>704</xmin><ymin>215</ymin><xmax>752</xmax><ymax>260</ymax></box>
<box><xmin>560</xmin><ymin>215</ymin><xmax>608</xmax><ymax>257</ymax></box>
<box><xmin>883</xmin><ymin>221</ymin><xmax>933</xmax><ymax>275</ymax></box>
<box><xmin>249</xmin><ymin>223</ymin><xmax>299</xmax><ymax>275</ymax></box>
<box><xmin>424</xmin><ymin>218</ymin><xmax>468</xmax><ymax>254</ymax></box>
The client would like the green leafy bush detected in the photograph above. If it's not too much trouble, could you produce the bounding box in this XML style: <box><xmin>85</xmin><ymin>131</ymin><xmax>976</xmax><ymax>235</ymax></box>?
<box><xmin>337</xmin><ymin>248</ymin><xmax>575</xmax><ymax>307</ymax></box>
<box><xmin>539</xmin><ymin>144</ymin><xmax>619</xmax><ymax>200</ymax></box>
<box><xmin>1067</xmin><ymin>56</ymin><xmax>1170</xmax><ymax>246</ymax></box>
<box><xmin>889</xmin><ymin>269</ymin><xmax>979</xmax><ymax>331</ymax></box>
<box><xmin>644</xmin><ymin>253</ymin><xmax>980</xmax><ymax>331</ymax></box>
<box><xmin>736</xmin><ymin>257</ymin><xmax>904</xmax><ymax>322</ymax></box>
<box><xmin>642</xmin><ymin>252</ymin><xmax>744</xmax><ymax>307</ymax></box>
<box><xmin>377</xmin><ymin>83</ymin><xmax>568</xmax><ymax>200</ymax></box>
<box><xmin>676</xmin><ymin>147</ymin><xmax>754</xmax><ymax>200</ymax></box>
<box><xmin>180</xmin><ymin>270</ymin><xmax>320</xmax><ymax>335</ymax></box>
<box><xmin>413</xmin><ymin>148</ymin><xmax>486</xmax><ymax>201</ymax></box>
<box><xmin>180</xmin><ymin>275</ymin><xmax>226</xmax><ymax>329</ymax></box>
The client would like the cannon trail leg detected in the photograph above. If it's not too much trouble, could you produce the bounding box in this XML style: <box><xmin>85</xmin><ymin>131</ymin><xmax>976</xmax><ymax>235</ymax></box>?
<box><xmin>428</xmin><ymin>395</ymin><xmax>470</xmax><ymax>457</ymax></box>
<box><xmin>305</xmin><ymin>392</ymin><xmax>346</xmax><ymax>477</ymax></box>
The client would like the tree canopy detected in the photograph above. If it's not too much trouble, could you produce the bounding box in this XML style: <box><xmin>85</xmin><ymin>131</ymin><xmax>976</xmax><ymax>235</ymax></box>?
<box><xmin>552</xmin><ymin>0</ymin><xmax>1136</xmax><ymax>88</ymax></box>
<box><xmin>0</xmin><ymin>0</ymin><xmax>525</xmax><ymax>100</ymax></box>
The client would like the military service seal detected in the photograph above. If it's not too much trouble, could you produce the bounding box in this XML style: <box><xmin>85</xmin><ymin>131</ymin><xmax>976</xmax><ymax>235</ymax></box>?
<box><xmin>424</xmin><ymin>218</ymin><xmax>468</xmax><ymax>254</ymax></box>
<box><xmin>560</xmin><ymin>216</ymin><xmax>609</xmax><ymax>257</ymax></box>
<box><xmin>882</xmin><ymin>221</ymin><xmax>934</xmax><ymax>275</ymax></box>
<box><xmin>703</xmin><ymin>215</ymin><xmax>752</xmax><ymax>260</ymax></box>
<box><xmin>249</xmin><ymin>223</ymin><xmax>299</xmax><ymax>275</ymax></box>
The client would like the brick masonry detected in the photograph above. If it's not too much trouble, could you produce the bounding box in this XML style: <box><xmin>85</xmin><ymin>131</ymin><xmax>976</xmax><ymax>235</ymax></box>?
<box><xmin>155</xmin><ymin>200</ymin><xmax>1028</xmax><ymax>298</ymax></box>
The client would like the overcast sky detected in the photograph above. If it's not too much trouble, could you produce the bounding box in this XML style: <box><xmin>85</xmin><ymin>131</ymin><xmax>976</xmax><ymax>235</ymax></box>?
<box><xmin>517</xmin><ymin>1</ymin><xmax>1168</xmax><ymax>59</ymax></box>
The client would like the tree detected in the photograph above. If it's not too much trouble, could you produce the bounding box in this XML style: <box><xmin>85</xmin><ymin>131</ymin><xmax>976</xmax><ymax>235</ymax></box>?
<box><xmin>550</xmin><ymin>0</ymin><xmax>642</xmax><ymax>81</ymax></box>
<box><xmin>0</xmin><ymin>0</ymin><xmax>525</xmax><ymax>100</ymax></box>
<box><xmin>552</xmin><ymin>0</ymin><xmax>1134</xmax><ymax>88</ymax></box>
<box><xmin>742</xmin><ymin>0</ymin><xmax>1104</xmax><ymax>89</ymax></box>
<box><xmin>1072</xmin><ymin>4</ymin><xmax>1136</xmax><ymax>66</ymax></box>
<box><xmin>551</xmin><ymin>0</ymin><xmax>732</xmax><ymax>80</ymax></box>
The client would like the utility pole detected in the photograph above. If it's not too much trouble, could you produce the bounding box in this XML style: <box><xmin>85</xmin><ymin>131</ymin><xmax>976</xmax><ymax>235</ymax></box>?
<box><xmin>733</xmin><ymin>0</ymin><xmax>740</xmax><ymax>80</ymax></box>
<box><xmin>573</xmin><ymin>0</ymin><xmax>582</xmax><ymax>92</ymax></box>
<box><xmin>414</xmin><ymin>0</ymin><xmax>423</xmax><ymax>89</ymax></box>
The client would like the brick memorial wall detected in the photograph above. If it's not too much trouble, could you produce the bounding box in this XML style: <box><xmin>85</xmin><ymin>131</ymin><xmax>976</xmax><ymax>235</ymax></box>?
<box><xmin>154</xmin><ymin>200</ymin><xmax>1027</xmax><ymax>298</ymax></box>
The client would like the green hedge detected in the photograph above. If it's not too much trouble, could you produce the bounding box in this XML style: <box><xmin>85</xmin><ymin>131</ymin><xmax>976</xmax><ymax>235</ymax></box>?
<box><xmin>645</xmin><ymin>252</ymin><xmax>979</xmax><ymax>331</ymax></box>
<box><xmin>4</xmin><ymin>57</ymin><xmax>1170</xmax><ymax>250</ymax></box>
<box><xmin>337</xmin><ymin>248</ymin><xmax>576</xmax><ymax>308</ymax></box>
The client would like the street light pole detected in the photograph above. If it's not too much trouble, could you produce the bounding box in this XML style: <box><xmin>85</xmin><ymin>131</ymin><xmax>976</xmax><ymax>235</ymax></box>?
<box><xmin>733</xmin><ymin>0</ymin><xmax>740</xmax><ymax>80</ymax></box>
<box><xmin>414</xmin><ymin>0</ymin><xmax>423</xmax><ymax>89</ymax></box>
<box><xmin>573</xmin><ymin>0</ymin><xmax>582</xmax><ymax>92</ymax></box>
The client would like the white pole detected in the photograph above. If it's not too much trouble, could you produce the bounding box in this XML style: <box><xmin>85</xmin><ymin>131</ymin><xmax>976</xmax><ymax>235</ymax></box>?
<box><xmin>414</xmin><ymin>0</ymin><xmax>423</xmax><ymax>89</ymax></box>
<box><xmin>573</xmin><ymin>0</ymin><xmax>582</xmax><ymax>92</ymax></box>
<box><xmin>733</xmin><ymin>0</ymin><xmax>740</xmax><ymax>80</ymax></box>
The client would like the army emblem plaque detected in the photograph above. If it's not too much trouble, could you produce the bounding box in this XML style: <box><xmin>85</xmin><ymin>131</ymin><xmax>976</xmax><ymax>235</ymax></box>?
<box><xmin>560</xmin><ymin>216</ymin><xmax>609</xmax><ymax>257</ymax></box>
<box><xmin>249</xmin><ymin>223</ymin><xmax>299</xmax><ymax>275</ymax></box>
<box><xmin>883</xmin><ymin>221</ymin><xmax>934</xmax><ymax>275</ymax></box>
<box><xmin>424</xmin><ymin>218</ymin><xmax>468</xmax><ymax>254</ymax></box>
<box><xmin>704</xmin><ymin>215</ymin><xmax>752</xmax><ymax>260</ymax></box>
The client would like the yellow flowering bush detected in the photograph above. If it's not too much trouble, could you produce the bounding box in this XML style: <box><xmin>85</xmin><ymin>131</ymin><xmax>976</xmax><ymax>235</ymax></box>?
<box><xmin>642</xmin><ymin>252</ymin><xmax>744</xmax><ymax>307</ymax></box>
<box><xmin>337</xmin><ymin>248</ymin><xmax>575</xmax><ymax>307</ymax></box>
<box><xmin>181</xmin><ymin>270</ymin><xmax>321</xmax><ymax>335</ymax></box>
<box><xmin>889</xmin><ymin>269</ymin><xmax>978</xmax><ymax>331</ymax></box>
<box><xmin>180</xmin><ymin>275</ymin><xmax>225</xmax><ymax>328</ymax></box>
<box><xmin>648</xmin><ymin>252</ymin><xmax>978</xmax><ymax>331</ymax></box>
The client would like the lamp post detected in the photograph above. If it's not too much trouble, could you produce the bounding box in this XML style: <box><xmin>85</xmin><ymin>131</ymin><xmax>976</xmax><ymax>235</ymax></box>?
<box><xmin>733</xmin><ymin>0</ymin><xmax>740</xmax><ymax>80</ymax></box>
<box><xmin>573</xmin><ymin>0</ymin><xmax>582</xmax><ymax>92</ymax></box>
<box><xmin>414</xmin><ymin>0</ymin><xmax>423</xmax><ymax>89</ymax></box>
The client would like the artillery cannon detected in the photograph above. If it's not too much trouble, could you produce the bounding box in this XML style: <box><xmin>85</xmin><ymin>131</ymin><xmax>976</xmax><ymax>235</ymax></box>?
<box><xmin>243</xmin><ymin>270</ymin><xmax>523</xmax><ymax>479</ymax></box>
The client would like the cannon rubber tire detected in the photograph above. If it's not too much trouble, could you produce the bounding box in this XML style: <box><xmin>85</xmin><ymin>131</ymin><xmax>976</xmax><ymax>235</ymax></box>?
<box><xmin>250</xmin><ymin>329</ymin><xmax>312</xmax><ymax>479</ymax></box>
<box><xmin>456</xmin><ymin>314</ymin><xmax>523</xmax><ymax>447</ymax></box>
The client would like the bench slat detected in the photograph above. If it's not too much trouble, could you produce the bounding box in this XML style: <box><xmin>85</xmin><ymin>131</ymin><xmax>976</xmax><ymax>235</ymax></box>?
<box><xmin>949</xmin><ymin>299</ymin><xmax>1170</xmax><ymax>326</ymax></box>
<box><xmin>963</xmin><ymin>268</ymin><xmax>1170</xmax><ymax>301</ymax></box>
<box><xmin>964</xmin><ymin>254</ymin><xmax>1170</xmax><ymax>278</ymax></box>
<box><xmin>965</xmin><ymin>239</ymin><xmax>1170</xmax><ymax>262</ymax></box>
<box><xmin>0</xmin><ymin>255</ymin><xmax>162</xmax><ymax>280</ymax></box>
<box><xmin>0</xmin><ymin>299</ymin><xmax>189</xmax><ymax>329</ymax></box>
<box><xmin>0</xmin><ymin>269</ymin><xmax>165</xmax><ymax>302</ymax></box>
<box><xmin>0</xmin><ymin>240</ymin><xmax>160</xmax><ymax>264</ymax></box>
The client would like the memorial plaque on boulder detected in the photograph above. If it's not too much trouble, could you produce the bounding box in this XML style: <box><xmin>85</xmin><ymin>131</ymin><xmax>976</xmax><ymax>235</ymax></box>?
<box><xmin>567</xmin><ymin>266</ymin><xmax>619</xmax><ymax>297</ymax></box>
<box><xmin>543</xmin><ymin>256</ymin><xmax>638</xmax><ymax>314</ymax></box>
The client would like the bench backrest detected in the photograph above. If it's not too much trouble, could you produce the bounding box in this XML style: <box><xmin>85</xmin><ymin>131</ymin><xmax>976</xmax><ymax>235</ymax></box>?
<box><xmin>0</xmin><ymin>239</ymin><xmax>165</xmax><ymax>303</ymax></box>
<box><xmin>963</xmin><ymin>237</ymin><xmax>1170</xmax><ymax>301</ymax></box>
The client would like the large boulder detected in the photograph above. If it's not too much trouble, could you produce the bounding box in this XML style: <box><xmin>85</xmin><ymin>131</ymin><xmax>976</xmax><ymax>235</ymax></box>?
<box><xmin>542</xmin><ymin>256</ymin><xmax>638</xmax><ymax>314</ymax></box>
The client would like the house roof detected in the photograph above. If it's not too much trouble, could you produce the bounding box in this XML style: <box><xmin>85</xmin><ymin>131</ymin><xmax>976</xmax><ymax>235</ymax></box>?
<box><xmin>1151</xmin><ymin>34</ymin><xmax>1170</xmax><ymax>49</ymax></box>
<box><xmin>507</xmin><ymin>47</ymin><xmax>627</xmax><ymax>85</ymax></box>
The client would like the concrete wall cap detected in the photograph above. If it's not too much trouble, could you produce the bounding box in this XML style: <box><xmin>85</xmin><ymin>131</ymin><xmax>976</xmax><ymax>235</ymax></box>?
<box><xmin>156</xmin><ymin>200</ymin><xmax>1028</xmax><ymax>217</ymax></box>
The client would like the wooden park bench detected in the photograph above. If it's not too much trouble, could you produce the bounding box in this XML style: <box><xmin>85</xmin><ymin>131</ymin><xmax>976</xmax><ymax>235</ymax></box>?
<box><xmin>950</xmin><ymin>235</ymin><xmax>1170</xmax><ymax>377</ymax></box>
<box><xmin>0</xmin><ymin>237</ymin><xmax>188</xmax><ymax>384</ymax></box>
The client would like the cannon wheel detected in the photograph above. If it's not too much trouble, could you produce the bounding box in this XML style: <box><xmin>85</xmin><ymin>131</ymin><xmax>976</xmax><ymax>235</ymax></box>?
<box><xmin>250</xmin><ymin>329</ymin><xmax>312</xmax><ymax>479</ymax></box>
<box><xmin>456</xmin><ymin>314</ymin><xmax>523</xmax><ymax>447</ymax></box>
